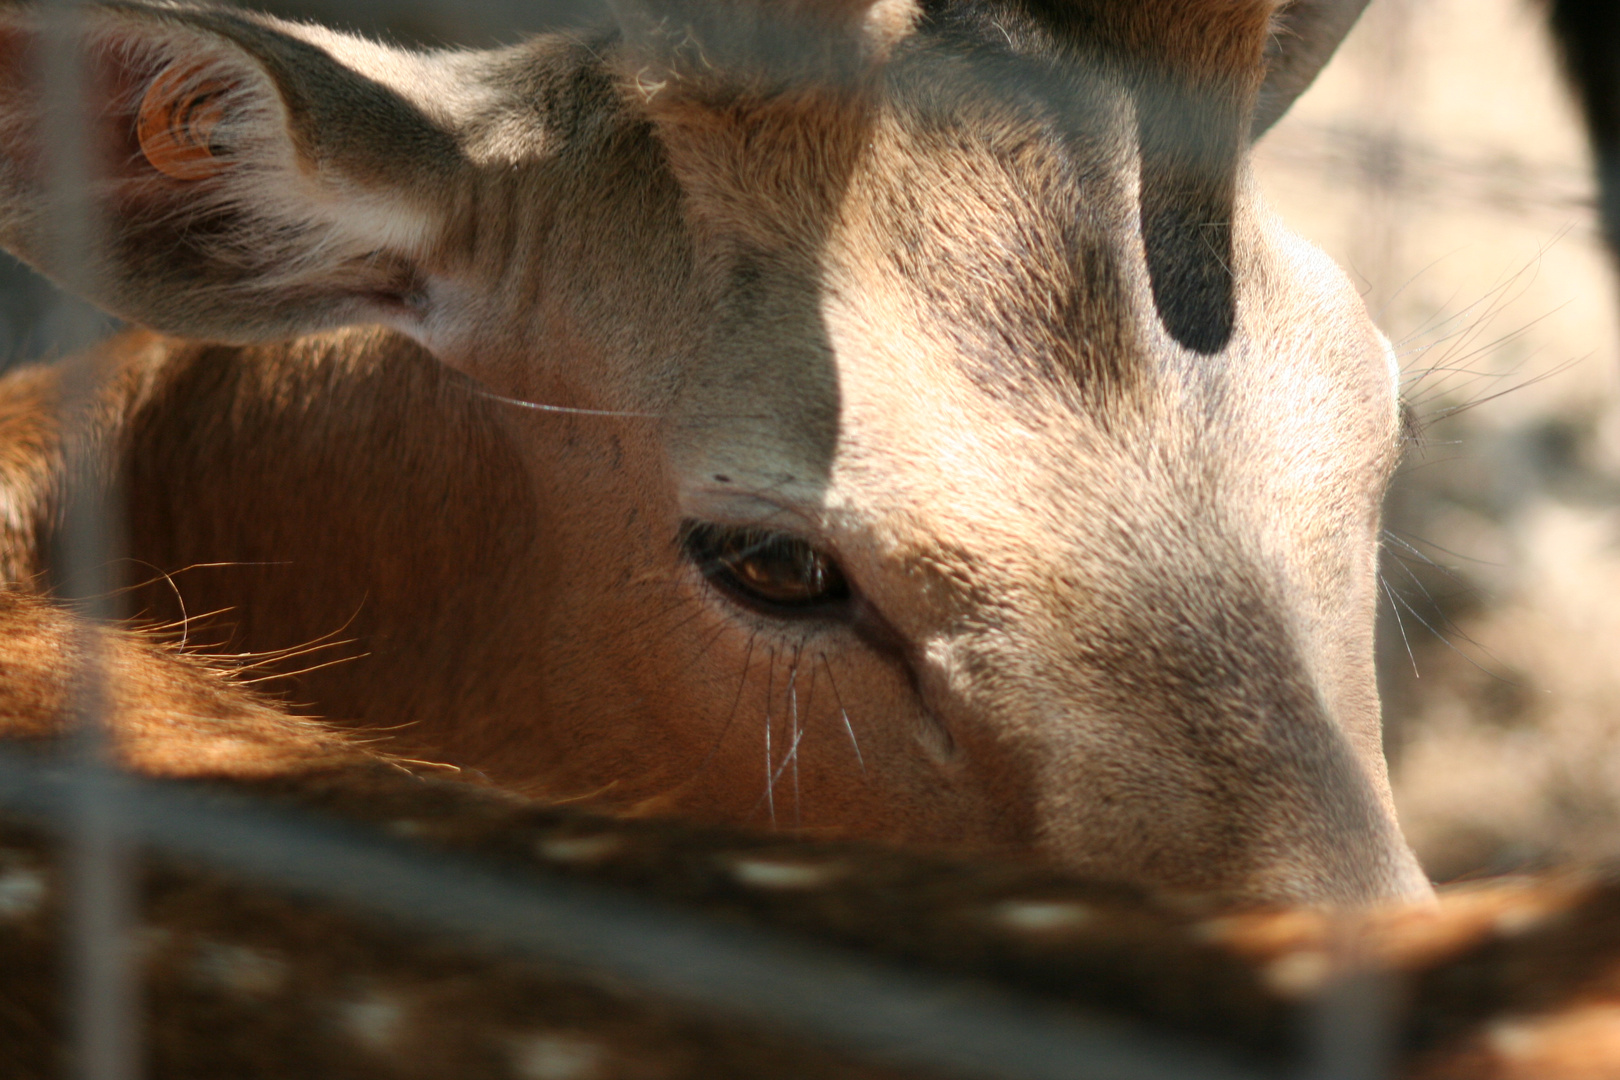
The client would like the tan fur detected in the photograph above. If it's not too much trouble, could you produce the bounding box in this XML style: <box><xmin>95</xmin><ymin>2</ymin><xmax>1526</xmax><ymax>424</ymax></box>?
<box><xmin>0</xmin><ymin>0</ymin><xmax>1427</xmax><ymax>905</ymax></box>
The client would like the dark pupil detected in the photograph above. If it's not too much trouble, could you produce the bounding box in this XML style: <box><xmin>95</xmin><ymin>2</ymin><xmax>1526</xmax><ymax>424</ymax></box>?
<box><xmin>689</xmin><ymin>525</ymin><xmax>850</xmax><ymax>608</ymax></box>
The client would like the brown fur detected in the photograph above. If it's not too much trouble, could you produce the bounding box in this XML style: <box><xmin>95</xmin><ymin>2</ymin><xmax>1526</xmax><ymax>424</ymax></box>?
<box><xmin>0</xmin><ymin>0</ymin><xmax>1428</xmax><ymax>905</ymax></box>
<box><xmin>1</xmin><ymin>706</ymin><xmax>1618</xmax><ymax>1077</ymax></box>
<box><xmin>0</xmin><ymin>595</ymin><xmax>1610</xmax><ymax>1076</ymax></box>
<box><xmin>0</xmin><ymin>586</ymin><xmax>358</xmax><ymax>776</ymax></box>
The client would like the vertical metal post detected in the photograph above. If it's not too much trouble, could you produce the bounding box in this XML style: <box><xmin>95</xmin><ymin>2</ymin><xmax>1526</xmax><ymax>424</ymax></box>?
<box><xmin>1350</xmin><ymin>0</ymin><xmax>1416</xmax><ymax>313</ymax></box>
<box><xmin>39</xmin><ymin>1</ymin><xmax>139</xmax><ymax>1078</ymax></box>
<box><xmin>1307</xmin><ymin>959</ymin><xmax>1394</xmax><ymax>1080</ymax></box>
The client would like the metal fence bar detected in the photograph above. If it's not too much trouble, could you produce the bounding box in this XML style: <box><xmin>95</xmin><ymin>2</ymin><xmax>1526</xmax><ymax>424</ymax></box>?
<box><xmin>1306</xmin><ymin>971</ymin><xmax>1393</xmax><ymax>1080</ymax></box>
<box><xmin>0</xmin><ymin>748</ymin><xmax>1279</xmax><ymax>1080</ymax></box>
<box><xmin>37</xmin><ymin>2</ymin><xmax>140</xmax><ymax>1078</ymax></box>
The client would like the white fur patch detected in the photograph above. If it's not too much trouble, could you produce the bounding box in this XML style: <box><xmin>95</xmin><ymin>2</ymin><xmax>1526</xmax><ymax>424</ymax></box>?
<box><xmin>989</xmin><ymin>899</ymin><xmax>1094</xmax><ymax>934</ymax></box>
<box><xmin>1486</xmin><ymin>1017</ymin><xmax>1539</xmax><ymax>1060</ymax></box>
<box><xmin>340</xmin><ymin>993</ymin><xmax>406</xmax><ymax>1051</ymax></box>
<box><xmin>190</xmin><ymin>940</ymin><xmax>289</xmax><ymax>997</ymax></box>
<box><xmin>535</xmin><ymin>833</ymin><xmax>626</xmax><ymax>864</ymax></box>
<box><xmin>727</xmin><ymin>856</ymin><xmax>847</xmax><ymax>890</ymax></box>
<box><xmin>1261</xmin><ymin>950</ymin><xmax>1333</xmax><ymax>997</ymax></box>
<box><xmin>0</xmin><ymin>865</ymin><xmax>46</xmax><ymax>919</ymax></box>
<box><xmin>510</xmin><ymin>1033</ymin><xmax>611</xmax><ymax>1080</ymax></box>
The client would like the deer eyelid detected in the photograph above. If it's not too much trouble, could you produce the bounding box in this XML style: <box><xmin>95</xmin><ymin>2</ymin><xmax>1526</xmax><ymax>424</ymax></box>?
<box><xmin>681</xmin><ymin>520</ymin><xmax>854</xmax><ymax>617</ymax></box>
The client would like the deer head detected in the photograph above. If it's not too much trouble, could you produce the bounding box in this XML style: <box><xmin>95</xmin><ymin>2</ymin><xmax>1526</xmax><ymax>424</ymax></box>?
<box><xmin>0</xmin><ymin>0</ymin><xmax>1426</xmax><ymax>904</ymax></box>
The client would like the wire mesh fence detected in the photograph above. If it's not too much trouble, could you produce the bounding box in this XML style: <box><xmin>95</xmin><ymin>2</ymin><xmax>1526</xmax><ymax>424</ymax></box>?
<box><xmin>0</xmin><ymin>0</ymin><xmax>1611</xmax><ymax>1077</ymax></box>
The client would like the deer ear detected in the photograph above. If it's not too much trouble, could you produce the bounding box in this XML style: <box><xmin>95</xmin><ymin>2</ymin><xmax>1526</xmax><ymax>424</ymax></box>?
<box><xmin>1252</xmin><ymin>0</ymin><xmax>1370</xmax><ymax>136</ymax></box>
<box><xmin>0</xmin><ymin>5</ymin><xmax>471</xmax><ymax>343</ymax></box>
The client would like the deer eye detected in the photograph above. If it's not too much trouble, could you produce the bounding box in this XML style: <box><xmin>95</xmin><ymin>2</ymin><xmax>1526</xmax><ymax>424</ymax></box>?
<box><xmin>684</xmin><ymin>523</ymin><xmax>851</xmax><ymax>612</ymax></box>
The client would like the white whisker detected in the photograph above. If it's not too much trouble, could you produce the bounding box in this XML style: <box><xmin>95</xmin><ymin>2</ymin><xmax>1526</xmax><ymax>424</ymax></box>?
<box><xmin>762</xmin><ymin>649</ymin><xmax>778</xmax><ymax>828</ymax></box>
<box><xmin>821</xmin><ymin>654</ymin><xmax>865</xmax><ymax>776</ymax></box>
<box><xmin>788</xmin><ymin>651</ymin><xmax>801</xmax><ymax>828</ymax></box>
<box><xmin>475</xmin><ymin>389</ymin><xmax>662</xmax><ymax>419</ymax></box>
<box><xmin>763</xmin><ymin>701</ymin><xmax>808</xmax><ymax>822</ymax></box>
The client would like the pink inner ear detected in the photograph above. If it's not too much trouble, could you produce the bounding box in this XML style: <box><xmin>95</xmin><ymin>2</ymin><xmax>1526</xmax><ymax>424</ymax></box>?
<box><xmin>135</xmin><ymin>62</ymin><xmax>230</xmax><ymax>181</ymax></box>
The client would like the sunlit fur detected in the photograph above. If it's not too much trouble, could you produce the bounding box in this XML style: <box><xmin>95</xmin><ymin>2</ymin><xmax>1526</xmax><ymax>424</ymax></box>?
<box><xmin>0</xmin><ymin>0</ymin><xmax>1429</xmax><ymax>904</ymax></box>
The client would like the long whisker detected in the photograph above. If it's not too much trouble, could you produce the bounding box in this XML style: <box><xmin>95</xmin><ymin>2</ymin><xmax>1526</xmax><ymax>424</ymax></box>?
<box><xmin>821</xmin><ymin>653</ymin><xmax>865</xmax><ymax>776</ymax></box>
<box><xmin>1385</xmin><ymin>555</ymin><xmax>1507</xmax><ymax>663</ymax></box>
<box><xmin>1426</xmin><ymin>355</ymin><xmax>1585</xmax><ymax>421</ymax></box>
<box><xmin>762</xmin><ymin>647</ymin><xmax>778</xmax><ymax>828</ymax></box>
<box><xmin>475</xmin><ymin>389</ymin><xmax>662</xmax><ymax>419</ymax></box>
<box><xmin>1384</xmin><ymin>580</ymin><xmax>1515</xmax><ymax>682</ymax></box>
<box><xmin>797</xmin><ymin>654</ymin><xmax>820</xmax><ymax>827</ymax></box>
<box><xmin>235</xmin><ymin>651</ymin><xmax>366</xmax><ymax>684</ymax></box>
<box><xmin>1384</xmin><ymin>527</ymin><xmax>1503</xmax><ymax>567</ymax></box>
<box><xmin>1386</xmin><ymin>546</ymin><xmax>1481</xmax><ymax>622</ymax></box>
<box><xmin>761</xmin><ymin>660</ymin><xmax>811</xmax><ymax>826</ymax></box>
<box><xmin>475</xmin><ymin>386</ymin><xmax>774</xmax><ymax>423</ymax></box>
<box><xmin>110</xmin><ymin>557</ymin><xmax>193</xmax><ymax>647</ymax></box>
<box><xmin>790</xmin><ymin>648</ymin><xmax>807</xmax><ymax>828</ymax></box>
<box><xmin>1383</xmin><ymin>531</ymin><xmax>1476</xmax><ymax>585</ymax></box>
<box><xmin>690</xmin><ymin>630</ymin><xmax>756</xmax><ymax>780</ymax></box>
<box><xmin>1380</xmin><ymin>574</ymin><xmax>1419</xmax><ymax>679</ymax></box>
<box><xmin>754</xmin><ymin>647</ymin><xmax>815</xmax><ymax>826</ymax></box>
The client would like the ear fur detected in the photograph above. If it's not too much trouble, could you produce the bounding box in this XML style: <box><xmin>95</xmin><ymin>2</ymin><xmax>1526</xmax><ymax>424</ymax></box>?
<box><xmin>1253</xmin><ymin>0</ymin><xmax>1370</xmax><ymax>136</ymax></box>
<box><xmin>0</xmin><ymin>3</ymin><xmax>477</xmax><ymax>343</ymax></box>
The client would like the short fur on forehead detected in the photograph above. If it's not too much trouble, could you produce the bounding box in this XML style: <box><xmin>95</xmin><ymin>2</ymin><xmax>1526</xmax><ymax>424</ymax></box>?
<box><xmin>613</xmin><ymin>0</ymin><xmax>1284</xmax><ymax>201</ymax></box>
<box><xmin>617</xmin><ymin>0</ymin><xmax>1285</xmax><ymax>356</ymax></box>
<box><xmin>614</xmin><ymin>1</ymin><xmax>1282</xmax><ymax>104</ymax></box>
<box><xmin>1044</xmin><ymin>0</ymin><xmax>1283</xmax><ymax>83</ymax></box>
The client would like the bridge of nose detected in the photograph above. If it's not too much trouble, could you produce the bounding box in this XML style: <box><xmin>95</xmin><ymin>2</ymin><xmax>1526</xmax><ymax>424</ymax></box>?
<box><xmin>809</xmin><ymin>355</ymin><xmax>1420</xmax><ymax>902</ymax></box>
<box><xmin>928</xmin><ymin>554</ymin><xmax>1418</xmax><ymax>903</ymax></box>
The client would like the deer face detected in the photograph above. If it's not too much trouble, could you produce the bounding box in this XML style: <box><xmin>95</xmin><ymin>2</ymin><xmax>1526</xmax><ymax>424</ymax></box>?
<box><xmin>0</xmin><ymin>0</ymin><xmax>1426</xmax><ymax>902</ymax></box>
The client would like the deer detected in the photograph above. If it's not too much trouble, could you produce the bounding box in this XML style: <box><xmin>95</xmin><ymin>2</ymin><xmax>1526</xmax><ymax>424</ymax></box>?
<box><xmin>3</xmin><ymin>1</ymin><xmax>1620</xmax><ymax>1075</ymax></box>
<box><xmin>0</xmin><ymin>0</ymin><xmax>1439</xmax><ymax>911</ymax></box>
<box><xmin>2</xmin><ymin>621</ymin><xmax>1619</xmax><ymax>1080</ymax></box>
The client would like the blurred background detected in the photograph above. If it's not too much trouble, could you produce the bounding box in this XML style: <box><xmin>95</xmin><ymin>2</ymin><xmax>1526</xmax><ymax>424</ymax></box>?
<box><xmin>1255</xmin><ymin>0</ymin><xmax>1620</xmax><ymax>882</ymax></box>
<box><xmin>2</xmin><ymin>0</ymin><xmax>1611</xmax><ymax>884</ymax></box>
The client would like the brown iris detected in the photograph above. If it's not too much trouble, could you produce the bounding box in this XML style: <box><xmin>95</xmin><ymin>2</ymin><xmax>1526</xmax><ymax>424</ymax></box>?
<box><xmin>684</xmin><ymin>523</ymin><xmax>851</xmax><ymax>611</ymax></box>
